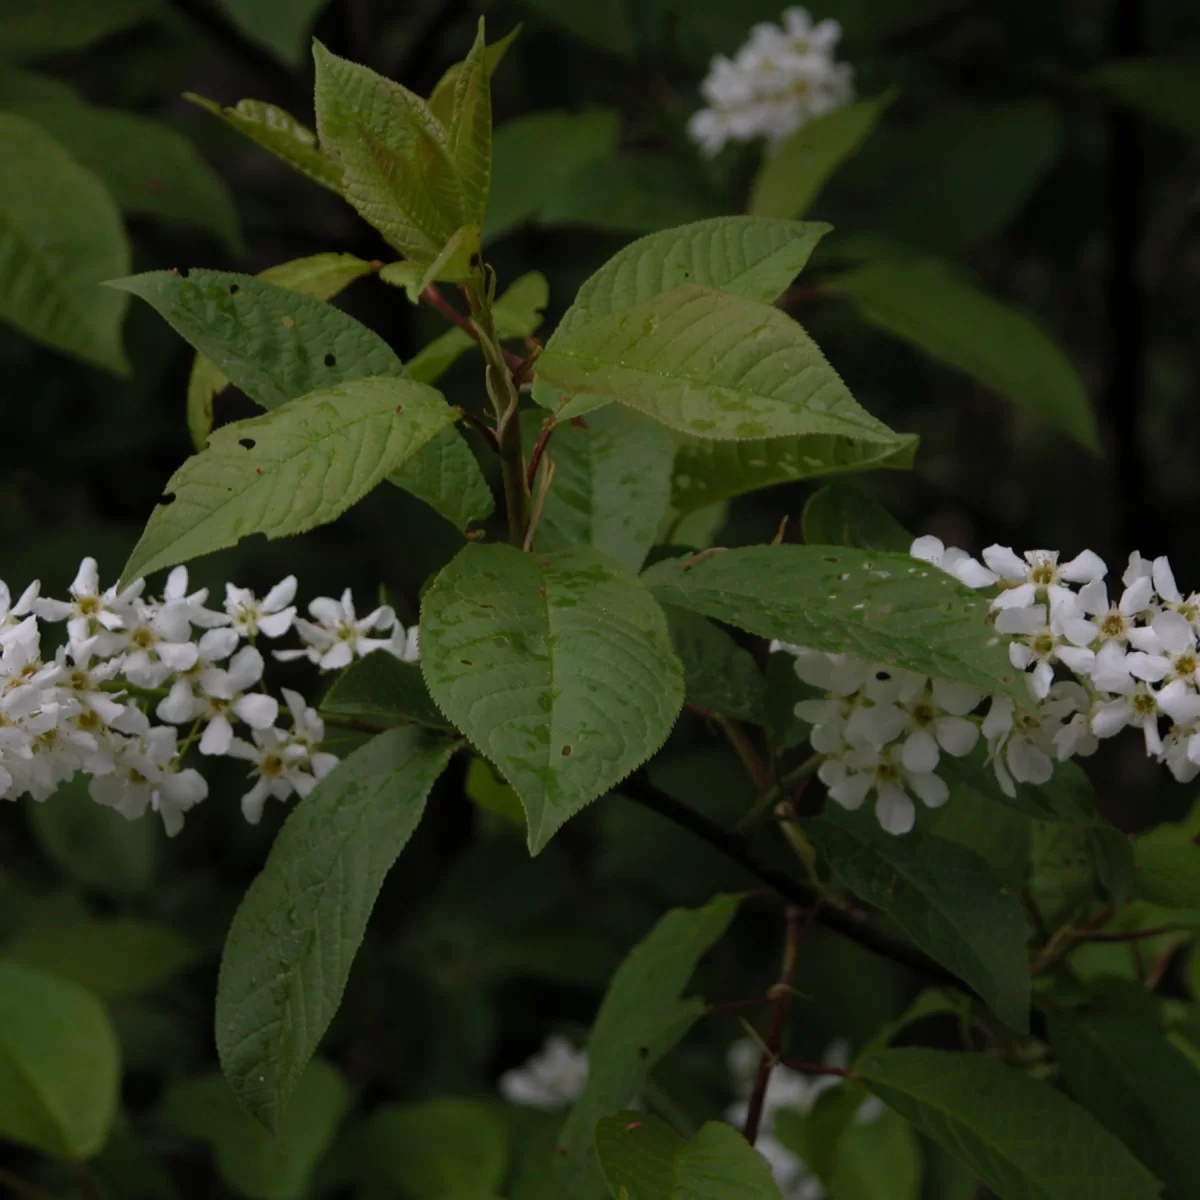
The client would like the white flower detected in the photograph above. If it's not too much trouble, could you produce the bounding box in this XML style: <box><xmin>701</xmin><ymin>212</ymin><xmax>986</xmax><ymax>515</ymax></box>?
<box><xmin>158</xmin><ymin>566</ymin><xmax>230</xmax><ymax>630</ymax></box>
<box><xmin>819</xmin><ymin>743</ymin><xmax>947</xmax><ymax>834</ymax></box>
<box><xmin>225</xmin><ymin>576</ymin><xmax>298</xmax><ymax>639</ymax></box>
<box><xmin>499</xmin><ymin>1036</ymin><xmax>589</xmax><ymax>1107</ymax></box>
<box><xmin>1150</xmin><ymin>556</ymin><xmax>1200</xmax><ymax>627</ymax></box>
<box><xmin>387</xmin><ymin>621</ymin><xmax>420</xmax><ymax>663</ymax></box>
<box><xmin>35</xmin><ymin>558</ymin><xmax>141</xmax><ymax>650</ymax></box>
<box><xmin>227</xmin><ymin>714</ymin><xmax>336</xmax><ymax>824</ymax></box>
<box><xmin>279</xmin><ymin>688</ymin><xmax>338</xmax><ymax>779</ymax></box>
<box><xmin>910</xmin><ymin>535</ymin><xmax>997</xmax><ymax>589</ymax></box>
<box><xmin>1125</xmin><ymin>611</ymin><xmax>1200</xmax><ymax>686</ymax></box>
<box><xmin>1088</xmin><ymin>679</ymin><xmax>1200</xmax><ymax>758</ymax></box>
<box><xmin>894</xmin><ymin>676</ymin><xmax>984</xmax><ymax>770</ymax></box>
<box><xmin>1071</xmin><ymin>574</ymin><xmax>1154</xmax><ymax>645</ymax></box>
<box><xmin>995</xmin><ymin>602</ymin><xmax>1096</xmax><ymax>700</ymax></box>
<box><xmin>984</xmin><ymin>546</ymin><xmax>1107</xmax><ymax>612</ymax></box>
<box><xmin>983</xmin><ymin>684</ymin><xmax>1086</xmax><ymax>796</ymax></box>
<box><xmin>89</xmin><ymin>725</ymin><xmax>207</xmax><ymax>836</ymax></box>
<box><xmin>275</xmin><ymin>589</ymin><xmax>395</xmax><ymax>670</ymax></box>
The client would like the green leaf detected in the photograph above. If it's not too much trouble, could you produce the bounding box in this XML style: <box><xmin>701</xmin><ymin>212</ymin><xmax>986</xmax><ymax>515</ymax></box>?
<box><xmin>537</xmin><ymin>285</ymin><xmax>895</xmax><ymax>441</ymax></box>
<box><xmin>27</xmin><ymin>773</ymin><xmax>160</xmax><ymax>898</ymax></box>
<box><xmin>825</xmin><ymin>1109</ymin><xmax>923</xmax><ymax>1200</ymax></box>
<box><xmin>216</xmin><ymin>727</ymin><xmax>454</xmax><ymax>1131</ymax></box>
<box><xmin>672</xmin><ymin>431</ymin><xmax>917</xmax><ymax>513</ymax></box>
<box><xmin>465</xmin><ymin>756</ymin><xmax>526</xmax><ymax>825</ymax></box>
<box><xmin>832</xmin><ymin>260</ymin><xmax>1100</xmax><ymax>452</ymax></box>
<box><xmin>1094</xmin><ymin>61</ymin><xmax>1200</xmax><ymax>140</ymax></box>
<box><xmin>748</xmin><ymin>94</ymin><xmax>893</xmax><ymax>220</ymax></box>
<box><xmin>517</xmin><ymin>0</ymin><xmax>644</xmax><ymax>57</ymax></box>
<box><xmin>185</xmin><ymin>94</ymin><xmax>342</xmax><ymax>192</ymax></box>
<box><xmin>443</xmin><ymin>19</ymin><xmax>491</xmax><ymax>225</ymax></box>
<box><xmin>217</xmin><ymin>0</ymin><xmax>333</xmax><ymax>66</ymax></box>
<box><xmin>801</xmin><ymin>481</ymin><xmax>912</xmax><ymax>551</ymax></box>
<box><xmin>0</xmin><ymin>0</ymin><xmax>154</xmax><ymax>58</ymax></box>
<box><xmin>0</xmin><ymin>65</ymin><xmax>81</xmax><ymax>103</ymax></box>
<box><xmin>320</xmin><ymin>650</ymin><xmax>452</xmax><ymax>731</ymax></box>
<box><xmin>3</xmin><ymin>918</ymin><xmax>199</xmax><ymax>999</ymax></box>
<box><xmin>164</xmin><ymin>1059</ymin><xmax>348</xmax><ymax>1199</ymax></box>
<box><xmin>313</xmin><ymin>41</ymin><xmax>464</xmax><ymax>262</ymax></box>
<box><xmin>486</xmin><ymin>108</ymin><xmax>621</xmax><ymax>243</ymax></box>
<box><xmin>0</xmin><ymin>962</ymin><xmax>119</xmax><ymax>1159</ymax></box>
<box><xmin>858</xmin><ymin>1048</ymin><xmax>1162</xmax><ymax>1200</ymax></box>
<box><xmin>1134</xmin><ymin>816</ymin><xmax>1200</xmax><ymax>909</ymax></box>
<box><xmin>529</xmin><ymin>407</ymin><xmax>675</xmax><ymax>573</ymax></box>
<box><xmin>2</xmin><ymin>101</ymin><xmax>240</xmax><ymax>250</ymax></box>
<box><xmin>122</xmin><ymin>376</ymin><xmax>457</xmax><ymax>583</ymax></box>
<box><xmin>662</xmin><ymin>605</ymin><xmax>768</xmax><ymax>725</ymax></box>
<box><xmin>644</xmin><ymin>545</ymin><xmax>1022</xmax><ymax>699</ymax></box>
<box><xmin>390</xmin><ymin>425</ymin><xmax>495</xmax><ymax>529</ymax></box>
<box><xmin>540</xmin><ymin>152</ymin><xmax>725</xmax><ymax>234</ymax></box>
<box><xmin>427</xmin><ymin>23</ymin><xmax>520</xmax><ymax>127</ymax></box>
<box><xmin>420</xmin><ymin>543</ymin><xmax>684</xmax><ymax>853</ymax></box>
<box><xmin>357</xmin><ymin>1099</ymin><xmax>508</xmax><ymax>1198</ymax></box>
<box><xmin>595</xmin><ymin>1112</ymin><xmax>784</xmax><ymax>1199</ymax></box>
<box><xmin>1049</xmin><ymin>1011</ymin><xmax>1200</xmax><ymax>1198</ymax></box>
<box><xmin>553</xmin><ymin>894</ymin><xmax>741</xmax><ymax>1197</ymax></box>
<box><xmin>806</xmin><ymin>805</ymin><xmax>1031</xmax><ymax>1031</ymax></box>
<box><xmin>0</xmin><ymin>113</ymin><xmax>129</xmax><ymax>373</ymax></box>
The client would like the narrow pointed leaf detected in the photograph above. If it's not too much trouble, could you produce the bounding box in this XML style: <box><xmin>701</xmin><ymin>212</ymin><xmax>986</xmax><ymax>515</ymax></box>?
<box><xmin>428</xmin><ymin>23</ymin><xmax>520</xmax><ymax>125</ymax></box>
<box><xmin>445</xmin><ymin>19</ymin><xmax>491</xmax><ymax>224</ymax></box>
<box><xmin>420</xmin><ymin>543</ymin><xmax>684</xmax><ymax>852</ymax></box>
<box><xmin>216</xmin><ymin>728</ymin><xmax>454</xmax><ymax>1130</ymax></box>
<box><xmin>122</xmin><ymin>377</ymin><xmax>457</xmax><ymax>583</ymax></box>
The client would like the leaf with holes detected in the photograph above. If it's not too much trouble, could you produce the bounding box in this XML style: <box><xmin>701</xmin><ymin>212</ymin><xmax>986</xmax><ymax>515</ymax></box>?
<box><xmin>216</xmin><ymin>728</ymin><xmax>454</xmax><ymax>1131</ymax></box>
<box><xmin>832</xmin><ymin>260</ymin><xmax>1099</xmax><ymax>452</ymax></box>
<box><xmin>671</xmin><ymin>431</ymin><xmax>917</xmax><ymax>513</ymax></box>
<box><xmin>554</xmin><ymin>894</ymin><xmax>741</xmax><ymax>1198</ymax></box>
<box><xmin>643</xmin><ymin>545</ymin><xmax>1020</xmax><ymax>699</ymax></box>
<box><xmin>313</xmin><ymin>41</ymin><xmax>464</xmax><ymax>263</ymax></box>
<box><xmin>186</xmin><ymin>94</ymin><xmax>342</xmax><ymax>192</ymax></box>
<box><xmin>420</xmin><ymin>543</ymin><xmax>684</xmax><ymax>852</ymax></box>
<box><xmin>536</xmin><ymin>285</ymin><xmax>895</xmax><ymax>441</ymax></box>
<box><xmin>806</xmin><ymin>805</ymin><xmax>1031</xmax><ymax>1032</ymax></box>
<box><xmin>122</xmin><ymin>377</ymin><xmax>457</xmax><ymax>583</ymax></box>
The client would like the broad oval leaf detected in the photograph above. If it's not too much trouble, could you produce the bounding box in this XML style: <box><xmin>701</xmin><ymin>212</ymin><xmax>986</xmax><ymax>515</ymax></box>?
<box><xmin>122</xmin><ymin>376</ymin><xmax>457</xmax><ymax>583</ymax></box>
<box><xmin>663</xmin><ymin>605</ymin><xmax>768</xmax><ymax>726</ymax></box>
<box><xmin>537</xmin><ymin>285</ymin><xmax>895</xmax><ymax>441</ymax></box>
<box><xmin>165</xmin><ymin>1059</ymin><xmax>348</xmax><ymax>1199</ymax></box>
<box><xmin>644</xmin><ymin>545</ymin><xmax>1022</xmax><ymax>699</ymax></box>
<box><xmin>858</xmin><ymin>1048</ymin><xmax>1162</xmax><ymax>1200</ymax></box>
<box><xmin>0</xmin><ymin>0</ymin><xmax>154</xmax><ymax>57</ymax></box>
<box><xmin>833</xmin><ymin>260</ymin><xmax>1100</xmax><ymax>452</ymax></box>
<box><xmin>0</xmin><ymin>962</ymin><xmax>120</xmax><ymax>1159</ymax></box>
<box><xmin>216</xmin><ymin>727</ymin><xmax>454</xmax><ymax>1130</ymax></box>
<box><xmin>801</xmin><ymin>481</ymin><xmax>912</xmax><ymax>552</ymax></box>
<box><xmin>596</xmin><ymin>1112</ymin><xmax>784</xmax><ymax>1199</ymax></box>
<box><xmin>320</xmin><ymin>650</ymin><xmax>452</xmax><ymax>731</ymax></box>
<box><xmin>420</xmin><ymin>543</ymin><xmax>685</xmax><ymax>852</ymax></box>
<box><xmin>671</xmin><ymin>431</ymin><xmax>917</xmax><ymax>513</ymax></box>
<box><xmin>1133</xmin><ymin>814</ymin><xmax>1200</xmax><ymax>909</ymax></box>
<box><xmin>806</xmin><ymin>806</ymin><xmax>1031</xmax><ymax>1032</ymax></box>
<box><xmin>0</xmin><ymin>113</ymin><xmax>130</xmax><ymax>374</ymax></box>
<box><xmin>554</xmin><ymin>894</ymin><xmax>742</xmax><ymax>1197</ymax></box>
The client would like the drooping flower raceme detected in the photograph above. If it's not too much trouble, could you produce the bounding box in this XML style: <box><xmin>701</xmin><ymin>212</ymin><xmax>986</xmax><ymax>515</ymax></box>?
<box><xmin>688</xmin><ymin>7</ymin><xmax>854</xmax><ymax>156</ymax></box>
<box><xmin>0</xmin><ymin>559</ymin><xmax>420</xmax><ymax>836</ymax></box>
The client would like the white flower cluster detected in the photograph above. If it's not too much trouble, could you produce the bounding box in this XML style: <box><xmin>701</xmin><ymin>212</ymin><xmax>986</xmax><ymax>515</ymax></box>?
<box><xmin>498</xmin><ymin>1035</ymin><xmax>590</xmax><ymax>1108</ymax></box>
<box><xmin>688</xmin><ymin>7</ymin><xmax>854</xmax><ymax>156</ymax></box>
<box><xmin>773</xmin><ymin>537</ymin><xmax>1200</xmax><ymax>834</ymax></box>
<box><xmin>725</xmin><ymin>1038</ymin><xmax>881</xmax><ymax>1199</ymax></box>
<box><xmin>0</xmin><ymin>559</ymin><xmax>418</xmax><ymax>835</ymax></box>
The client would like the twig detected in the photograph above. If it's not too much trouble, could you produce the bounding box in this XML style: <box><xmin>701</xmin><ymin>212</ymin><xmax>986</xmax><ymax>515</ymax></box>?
<box><xmin>522</xmin><ymin>456</ymin><xmax>556</xmax><ymax>553</ymax></box>
<box><xmin>76</xmin><ymin>1164</ymin><xmax>102</xmax><ymax>1200</ymax></box>
<box><xmin>525</xmin><ymin>419</ymin><xmax>556</xmax><ymax>491</ymax></box>
<box><xmin>714</xmin><ymin>714</ymin><xmax>773</xmax><ymax>797</ymax></box>
<box><xmin>318</xmin><ymin>712</ymin><xmax>394</xmax><ymax>736</ymax></box>
<box><xmin>454</xmin><ymin>406</ymin><xmax>500</xmax><ymax>454</ymax></box>
<box><xmin>421</xmin><ymin>284</ymin><xmax>526</xmax><ymax>373</ymax></box>
<box><xmin>1072</xmin><ymin>924</ymin><xmax>1185</xmax><ymax>944</ymax></box>
<box><xmin>743</xmin><ymin>905</ymin><xmax>807</xmax><ymax>1145</ymax></box>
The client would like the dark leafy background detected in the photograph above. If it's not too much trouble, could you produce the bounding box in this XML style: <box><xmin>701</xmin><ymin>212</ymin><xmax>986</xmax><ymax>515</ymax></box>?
<box><xmin>2</xmin><ymin>0</ymin><xmax>1200</xmax><ymax>1197</ymax></box>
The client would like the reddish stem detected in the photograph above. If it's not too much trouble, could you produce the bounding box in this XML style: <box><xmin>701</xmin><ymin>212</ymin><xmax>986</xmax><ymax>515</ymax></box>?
<box><xmin>779</xmin><ymin>1059</ymin><xmax>856</xmax><ymax>1079</ymax></box>
<box><xmin>525</xmin><ymin>420</ymin><xmax>556</xmax><ymax>490</ymax></box>
<box><xmin>420</xmin><ymin>284</ymin><xmax>525</xmax><ymax>372</ymax></box>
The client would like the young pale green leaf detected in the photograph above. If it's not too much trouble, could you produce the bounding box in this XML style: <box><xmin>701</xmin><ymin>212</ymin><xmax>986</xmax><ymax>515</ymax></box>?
<box><xmin>320</xmin><ymin>650</ymin><xmax>452</xmax><ymax>731</ymax></box>
<box><xmin>217</xmin><ymin>0</ymin><xmax>333</xmax><ymax>66</ymax></box>
<box><xmin>1093</xmin><ymin>61</ymin><xmax>1200</xmax><ymax>140</ymax></box>
<box><xmin>427</xmin><ymin>23</ymin><xmax>520</xmax><ymax>127</ymax></box>
<box><xmin>671</xmin><ymin>431</ymin><xmax>917</xmax><ymax>513</ymax></box>
<box><xmin>0</xmin><ymin>114</ymin><xmax>130</xmax><ymax>374</ymax></box>
<box><xmin>486</xmin><ymin>108</ymin><xmax>620</xmax><ymax>243</ymax></box>
<box><xmin>553</xmin><ymin>894</ymin><xmax>742</xmax><ymax>1198</ymax></box>
<box><xmin>1049</xmin><ymin>1011</ymin><xmax>1200</xmax><ymax>1197</ymax></box>
<box><xmin>443</xmin><ymin>19</ymin><xmax>491</xmax><ymax>225</ymax></box>
<box><xmin>1134</xmin><ymin>813</ymin><xmax>1200</xmax><ymax>909</ymax></box>
<box><xmin>832</xmin><ymin>260</ymin><xmax>1100</xmax><ymax>452</ymax></box>
<box><xmin>801</xmin><ymin>481</ymin><xmax>912</xmax><ymax>551</ymax></box>
<box><xmin>313</xmin><ymin>41</ymin><xmax>464</xmax><ymax>262</ymax></box>
<box><xmin>185</xmin><ymin>94</ymin><xmax>342</xmax><ymax>192</ymax></box>
<box><xmin>663</xmin><ymin>605</ymin><xmax>768</xmax><ymax>726</ymax></box>
<box><xmin>2</xmin><ymin>100</ymin><xmax>240</xmax><ymax>250</ymax></box>
<box><xmin>0</xmin><ymin>962</ymin><xmax>119</xmax><ymax>1159</ymax></box>
<box><xmin>858</xmin><ymin>1048</ymin><xmax>1162</xmax><ymax>1200</ymax></box>
<box><xmin>357</xmin><ymin>1099</ymin><xmax>508</xmax><ymax>1198</ymax></box>
<box><xmin>537</xmin><ymin>285</ymin><xmax>895</xmax><ymax>441</ymax></box>
<box><xmin>644</xmin><ymin>545</ymin><xmax>1021</xmax><ymax>699</ymax></box>
<box><xmin>806</xmin><ymin>806</ymin><xmax>1031</xmax><ymax>1031</ymax></box>
<box><xmin>216</xmin><ymin>727</ymin><xmax>454</xmax><ymax>1131</ymax></box>
<box><xmin>389</xmin><ymin>424</ymin><xmax>496</xmax><ymax>528</ymax></box>
<box><xmin>2</xmin><ymin>918</ymin><xmax>198</xmax><ymax>999</ymax></box>
<box><xmin>165</xmin><ymin>1059</ymin><xmax>348</xmax><ymax>1199</ymax></box>
<box><xmin>420</xmin><ymin>543</ymin><xmax>684</xmax><ymax>853</ymax></box>
<box><xmin>528</xmin><ymin>408</ymin><xmax>675</xmax><ymax>573</ymax></box>
<box><xmin>749</xmin><ymin>94</ymin><xmax>893</xmax><ymax>220</ymax></box>
<box><xmin>595</xmin><ymin>1112</ymin><xmax>784</xmax><ymax>1199</ymax></box>
<box><xmin>122</xmin><ymin>376</ymin><xmax>456</xmax><ymax>585</ymax></box>
<box><xmin>0</xmin><ymin>0</ymin><xmax>154</xmax><ymax>57</ymax></box>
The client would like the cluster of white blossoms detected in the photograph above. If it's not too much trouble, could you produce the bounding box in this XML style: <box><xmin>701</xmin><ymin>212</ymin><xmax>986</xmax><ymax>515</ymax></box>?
<box><xmin>0</xmin><ymin>559</ymin><xmax>418</xmax><ymax>835</ymax></box>
<box><xmin>773</xmin><ymin>537</ymin><xmax>1200</xmax><ymax>834</ymax></box>
<box><xmin>688</xmin><ymin>7</ymin><xmax>854</xmax><ymax>156</ymax></box>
